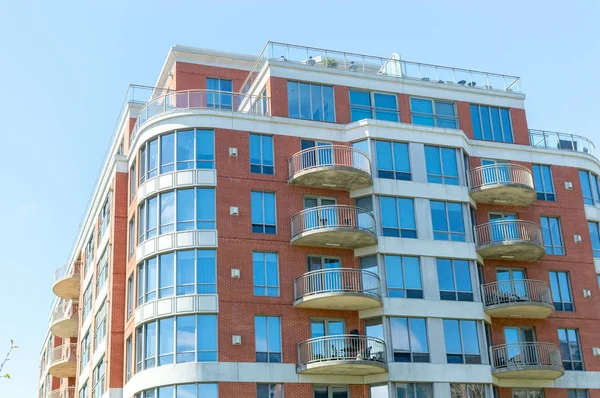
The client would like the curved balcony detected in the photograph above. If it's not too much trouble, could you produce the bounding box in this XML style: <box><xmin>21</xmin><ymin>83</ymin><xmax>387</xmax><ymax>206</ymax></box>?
<box><xmin>491</xmin><ymin>342</ymin><xmax>564</xmax><ymax>379</ymax></box>
<box><xmin>48</xmin><ymin>344</ymin><xmax>77</xmax><ymax>378</ymax></box>
<box><xmin>52</xmin><ymin>262</ymin><xmax>81</xmax><ymax>300</ymax></box>
<box><xmin>297</xmin><ymin>335</ymin><xmax>387</xmax><ymax>375</ymax></box>
<box><xmin>288</xmin><ymin>146</ymin><xmax>372</xmax><ymax>190</ymax></box>
<box><xmin>293</xmin><ymin>269</ymin><xmax>382</xmax><ymax>310</ymax></box>
<box><xmin>475</xmin><ymin>220</ymin><xmax>545</xmax><ymax>261</ymax></box>
<box><xmin>482</xmin><ymin>280</ymin><xmax>554</xmax><ymax>318</ymax></box>
<box><xmin>530</xmin><ymin>129</ymin><xmax>596</xmax><ymax>158</ymax></box>
<box><xmin>49</xmin><ymin>303</ymin><xmax>79</xmax><ymax>338</ymax></box>
<box><xmin>291</xmin><ymin>205</ymin><xmax>377</xmax><ymax>249</ymax></box>
<box><xmin>469</xmin><ymin>164</ymin><xmax>535</xmax><ymax>206</ymax></box>
<box><xmin>49</xmin><ymin>387</ymin><xmax>75</xmax><ymax>398</ymax></box>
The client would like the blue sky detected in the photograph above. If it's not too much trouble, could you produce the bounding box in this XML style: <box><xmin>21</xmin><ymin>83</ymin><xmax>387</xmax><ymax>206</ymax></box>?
<box><xmin>0</xmin><ymin>0</ymin><xmax>598</xmax><ymax>396</ymax></box>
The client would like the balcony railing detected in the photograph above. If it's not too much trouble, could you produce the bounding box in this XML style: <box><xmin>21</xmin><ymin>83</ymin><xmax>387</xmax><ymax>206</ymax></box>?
<box><xmin>294</xmin><ymin>268</ymin><xmax>381</xmax><ymax>301</ymax></box>
<box><xmin>49</xmin><ymin>344</ymin><xmax>77</xmax><ymax>368</ymax></box>
<box><xmin>291</xmin><ymin>205</ymin><xmax>376</xmax><ymax>239</ymax></box>
<box><xmin>131</xmin><ymin>89</ymin><xmax>270</xmax><ymax>140</ymax></box>
<box><xmin>289</xmin><ymin>145</ymin><xmax>371</xmax><ymax>177</ymax></box>
<box><xmin>482</xmin><ymin>280</ymin><xmax>553</xmax><ymax>309</ymax></box>
<box><xmin>51</xmin><ymin>302</ymin><xmax>78</xmax><ymax>324</ymax></box>
<box><xmin>469</xmin><ymin>164</ymin><xmax>534</xmax><ymax>191</ymax></box>
<box><xmin>529</xmin><ymin>129</ymin><xmax>596</xmax><ymax>157</ymax></box>
<box><xmin>491</xmin><ymin>342</ymin><xmax>563</xmax><ymax>375</ymax></box>
<box><xmin>298</xmin><ymin>335</ymin><xmax>387</xmax><ymax>369</ymax></box>
<box><xmin>242</xmin><ymin>41</ymin><xmax>521</xmax><ymax>94</ymax></box>
<box><xmin>475</xmin><ymin>220</ymin><xmax>543</xmax><ymax>248</ymax></box>
<box><xmin>54</xmin><ymin>261</ymin><xmax>81</xmax><ymax>282</ymax></box>
<box><xmin>48</xmin><ymin>387</ymin><xmax>75</xmax><ymax>398</ymax></box>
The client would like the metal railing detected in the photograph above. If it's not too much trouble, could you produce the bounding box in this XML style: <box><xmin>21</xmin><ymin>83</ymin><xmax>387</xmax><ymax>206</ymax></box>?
<box><xmin>482</xmin><ymin>280</ymin><xmax>552</xmax><ymax>309</ymax></box>
<box><xmin>131</xmin><ymin>89</ymin><xmax>270</xmax><ymax>140</ymax></box>
<box><xmin>491</xmin><ymin>342</ymin><xmax>562</xmax><ymax>371</ymax></box>
<box><xmin>54</xmin><ymin>261</ymin><xmax>81</xmax><ymax>283</ymax></box>
<box><xmin>475</xmin><ymin>220</ymin><xmax>543</xmax><ymax>248</ymax></box>
<box><xmin>48</xmin><ymin>387</ymin><xmax>75</xmax><ymax>398</ymax></box>
<box><xmin>469</xmin><ymin>164</ymin><xmax>534</xmax><ymax>191</ymax></box>
<box><xmin>529</xmin><ymin>129</ymin><xmax>596</xmax><ymax>157</ymax></box>
<box><xmin>289</xmin><ymin>145</ymin><xmax>371</xmax><ymax>179</ymax></box>
<box><xmin>50</xmin><ymin>301</ymin><xmax>78</xmax><ymax>325</ymax></box>
<box><xmin>241</xmin><ymin>41</ymin><xmax>521</xmax><ymax>94</ymax></box>
<box><xmin>291</xmin><ymin>205</ymin><xmax>376</xmax><ymax>239</ymax></box>
<box><xmin>298</xmin><ymin>335</ymin><xmax>387</xmax><ymax>367</ymax></box>
<box><xmin>49</xmin><ymin>344</ymin><xmax>77</xmax><ymax>367</ymax></box>
<box><xmin>294</xmin><ymin>268</ymin><xmax>381</xmax><ymax>301</ymax></box>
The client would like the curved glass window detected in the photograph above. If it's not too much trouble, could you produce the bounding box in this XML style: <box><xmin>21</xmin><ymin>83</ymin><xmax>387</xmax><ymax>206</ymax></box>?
<box><xmin>138</xmin><ymin>188</ymin><xmax>215</xmax><ymax>243</ymax></box>
<box><xmin>136</xmin><ymin>315</ymin><xmax>217</xmax><ymax>371</ymax></box>
<box><xmin>134</xmin><ymin>383</ymin><xmax>218</xmax><ymax>398</ymax></box>
<box><xmin>139</xmin><ymin>129</ymin><xmax>215</xmax><ymax>184</ymax></box>
<box><xmin>137</xmin><ymin>250</ymin><xmax>216</xmax><ymax>305</ymax></box>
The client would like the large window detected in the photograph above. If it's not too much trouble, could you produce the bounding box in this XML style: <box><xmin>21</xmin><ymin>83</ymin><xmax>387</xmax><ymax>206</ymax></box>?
<box><xmin>558</xmin><ymin>328</ymin><xmax>583</xmax><ymax>370</ymax></box>
<box><xmin>96</xmin><ymin>249</ymin><xmax>109</xmax><ymax>295</ymax></box>
<box><xmin>437</xmin><ymin>259</ymin><xmax>473</xmax><ymax>301</ymax></box>
<box><xmin>374</xmin><ymin>140</ymin><xmax>411</xmax><ymax>180</ymax></box>
<box><xmin>411</xmin><ymin>97</ymin><xmax>457</xmax><ymax>128</ymax></box>
<box><xmin>126</xmin><ymin>336</ymin><xmax>132</xmax><ymax>382</ymax></box>
<box><xmin>349</xmin><ymin>90</ymin><xmax>398</xmax><ymax>122</ymax></box>
<box><xmin>540</xmin><ymin>217</ymin><xmax>564</xmax><ymax>255</ymax></box>
<box><xmin>79</xmin><ymin>384</ymin><xmax>88</xmax><ymax>398</ymax></box>
<box><xmin>206</xmin><ymin>78</ymin><xmax>232</xmax><ymax>109</ymax></box>
<box><xmin>384</xmin><ymin>255</ymin><xmax>422</xmax><ymax>298</ymax></box>
<box><xmin>81</xmin><ymin>332</ymin><xmax>90</xmax><ymax>369</ymax></box>
<box><xmin>251</xmin><ymin>192</ymin><xmax>276</xmax><ymax>234</ymax></box>
<box><xmin>512</xmin><ymin>389</ymin><xmax>543</xmax><ymax>398</ymax></box>
<box><xmin>129</xmin><ymin>217</ymin><xmax>135</xmax><ymax>258</ymax></box>
<box><xmin>134</xmin><ymin>384</ymin><xmax>218</xmax><ymax>398</ymax></box>
<box><xmin>130</xmin><ymin>163</ymin><xmax>136</xmax><ymax>202</ymax></box>
<box><xmin>568</xmin><ymin>391</ymin><xmax>589</xmax><ymax>398</ymax></box>
<box><xmin>255</xmin><ymin>315</ymin><xmax>281</xmax><ymax>363</ymax></box>
<box><xmin>288</xmin><ymin>81</ymin><xmax>334</xmax><ymax>122</ymax></box>
<box><xmin>450</xmin><ymin>384</ymin><xmax>487</xmax><ymax>398</ymax></box>
<box><xmin>92</xmin><ymin>358</ymin><xmax>105</xmax><ymax>398</ymax></box>
<box><xmin>470</xmin><ymin>104</ymin><xmax>513</xmax><ymax>143</ymax></box>
<box><xmin>390</xmin><ymin>317</ymin><xmax>429</xmax><ymax>362</ymax></box>
<box><xmin>139</xmin><ymin>130</ymin><xmax>215</xmax><ymax>184</ymax></box>
<box><xmin>94</xmin><ymin>301</ymin><xmax>107</xmax><ymax>349</ymax></box>
<box><xmin>443</xmin><ymin>319</ymin><xmax>481</xmax><ymax>364</ymax></box>
<box><xmin>314</xmin><ymin>386</ymin><xmax>348</xmax><ymax>398</ymax></box>
<box><xmin>257</xmin><ymin>384</ymin><xmax>284</xmax><ymax>398</ymax></box>
<box><xmin>82</xmin><ymin>282</ymin><xmax>93</xmax><ymax>320</ymax></box>
<box><xmin>579</xmin><ymin>170</ymin><xmax>600</xmax><ymax>206</ymax></box>
<box><xmin>84</xmin><ymin>235</ymin><xmax>94</xmax><ymax>275</ymax></box>
<box><xmin>588</xmin><ymin>222</ymin><xmax>600</xmax><ymax>258</ymax></box>
<box><xmin>136</xmin><ymin>315</ymin><xmax>217</xmax><ymax>371</ymax></box>
<box><xmin>380</xmin><ymin>197</ymin><xmax>417</xmax><ymax>238</ymax></box>
<box><xmin>127</xmin><ymin>276</ymin><xmax>134</xmax><ymax>319</ymax></box>
<box><xmin>253</xmin><ymin>252</ymin><xmax>279</xmax><ymax>296</ymax></box>
<box><xmin>138</xmin><ymin>188</ymin><xmax>215</xmax><ymax>243</ymax></box>
<box><xmin>532</xmin><ymin>164</ymin><xmax>555</xmax><ymax>201</ymax></box>
<box><xmin>137</xmin><ymin>250</ymin><xmax>216</xmax><ymax>305</ymax></box>
<box><xmin>250</xmin><ymin>134</ymin><xmax>274</xmax><ymax>174</ymax></box>
<box><xmin>396</xmin><ymin>383</ymin><xmax>433</xmax><ymax>398</ymax></box>
<box><xmin>430</xmin><ymin>201</ymin><xmax>466</xmax><ymax>242</ymax></box>
<box><xmin>98</xmin><ymin>193</ymin><xmax>111</xmax><ymax>241</ymax></box>
<box><xmin>424</xmin><ymin>145</ymin><xmax>459</xmax><ymax>185</ymax></box>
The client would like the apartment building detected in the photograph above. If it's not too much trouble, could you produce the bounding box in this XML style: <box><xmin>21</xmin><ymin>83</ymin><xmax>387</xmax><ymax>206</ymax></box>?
<box><xmin>38</xmin><ymin>41</ymin><xmax>600</xmax><ymax>398</ymax></box>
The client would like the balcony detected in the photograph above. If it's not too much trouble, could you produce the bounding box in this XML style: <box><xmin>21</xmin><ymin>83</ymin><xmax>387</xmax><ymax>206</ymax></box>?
<box><xmin>293</xmin><ymin>269</ymin><xmax>382</xmax><ymax>310</ymax></box>
<box><xmin>291</xmin><ymin>205</ymin><xmax>377</xmax><ymax>249</ymax></box>
<box><xmin>49</xmin><ymin>387</ymin><xmax>75</xmax><ymax>398</ymax></box>
<box><xmin>530</xmin><ymin>129</ymin><xmax>596</xmax><ymax>158</ymax></box>
<box><xmin>475</xmin><ymin>220</ymin><xmax>545</xmax><ymax>261</ymax></box>
<box><xmin>52</xmin><ymin>262</ymin><xmax>81</xmax><ymax>300</ymax></box>
<box><xmin>49</xmin><ymin>302</ymin><xmax>79</xmax><ymax>338</ymax></box>
<box><xmin>482</xmin><ymin>280</ymin><xmax>554</xmax><ymax>319</ymax></box>
<box><xmin>297</xmin><ymin>335</ymin><xmax>387</xmax><ymax>375</ymax></box>
<box><xmin>491</xmin><ymin>342</ymin><xmax>564</xmax><ymax>379</ymax></box>
<box><xmin>468</xmin><ymin>164</ymin><xmax>535</xmax><ymax>206</ymax></box>
<box><xmin>288</xmin><ymin>146</ymin><xmax>372</xmax><ymax>190</ymax></box>
<box><xmin>48</xmin><ymin>344</ymin><xmax>77</xmax><ymax>378</ymax></box>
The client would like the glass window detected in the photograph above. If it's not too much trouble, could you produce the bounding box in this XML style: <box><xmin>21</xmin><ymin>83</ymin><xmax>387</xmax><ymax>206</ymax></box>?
<box><xmin>379</xmin><ymin>197</ymin><xmax>417</xmax><ymax>238</ymax></box>
<box><xmin>540</xmin><ymin>217</ymin><xmax>564</xmax><ymax>255</ymax></box>
<box><xmin>579</xmin><ymin>170</ymin><xmax>600</xmax><ymax>206</ymax></box>
<box><xmin>94</xmin><ymin>301</ymin><xmax>107</xmax><ymax>349</ymax></box>
<box><xmin>558</xmin><ymin>328</ymin><xmax>583</xmax><ymax>371</ymax></box>
<box><xmin>253</xmin><ymin>252</ymin><xmax>279</xmax><ymax>296</ymax></box>
<box><xmin>450</xmin><ymin>384</ymin><xmax>487</xmax><ymax>398</ymax></box>
<box><xmin>206</xmin><ymin>78</ymin><xmax>233</xmax><ymax>109</ymax></box>
<box><xmin>288</xmin><ymin>81</ymin><xmax>334</xmax><ymax>122</ymax></box>
<box><xmin>127</xmin><ymin>275</ymin><xmax>134</xmax><ymax>318</ymax></box>
<box><xmin>568</xmin><ymin>390</ymin><xmax>589</xmax><ymax>398</ymax></box>
<box><xmin>251</xmin><ymin>192</ymin><xmax>277</xmax><ymax>234</ymax></box>
<box><xmin>129</xmin><ymin>217</ymin><xmax>135</xmax><ymax>259</ymax></box>
<box><xmin>532</xmin><ymin>164</ymin><xmax>555</xmax><ymax>201</ymax></box>
<box><xmin>98</xmin><ymin>193</ymin><xmax>111</xmax><ymax>241</ymax></box>
<box><xmin>160</xmin><ymin>133</ymin><xmax>175</xmax><ymax>173</ymax></box>
<box><xmin>384</xmin><ymin>255</ymin><xmax>422</xmax><ymax>298</ymax></box>
<box><xmin>437</xmin><ymin>259</ymin><xmax>473</xmax><ymax>301</ymax></box>
<box><xmin>511</xmin><ymin>389</ymin><xmax>543</xmax><ymax>398</ymax></box>
<box><xmin>84</xmin><ymin>234</ymin><xmax>94</xmax><ymax>275</ymax></box>
<box><xmin>79</xmin><ymin>384</ymin><xmax>88</xmax><ymax>398</ymax></box>
<box><xmin>257</xmin><ymin>384</ymin><xmax>284</xmax><ymax>398</ymax></box>
<box><xmin>126</xmin><ymin>336</ymin><xmax>132</xmax><ymax>382</ymax></box>
<box><xmin>130</xmin><ymin>163</ymin><xmax>136</xmax><ymax>202</ymax></box>
<box><xmin>92</xmin><ymin>358</ymin><xmax>105</xmax><ymax>398</ymax></box>
<box><xmin>424</xmin><ymin>145</ymin><xmax>459</xmax><ymax>185</ymax></box>
<box><xmin>396</xmin><ymin>383</ymin><xmax>433</xmax><ymax>398</ymax></box>
<box><xmin>589</xmin><ymin>222</ymin><xmax>600</xmax><ymax>258</ymax></box>
<box><xmin>390</xmin><ymin>317</ymin><xmax>429</xmax><ymax>362</ymax></box>
<box><xmin>349</xmin><ymin>90</ymin><xmax>399</xmax><ymax>122</ymax></box>
<box><xmin>443</xmin><ymin>319</ymin><xmax>481</xmax><ymax>364</ymax></box>
<box><xmin>471</xmin><ymin>104</ymin><xmax>513</xmax><ymax>143</ymax></box>
<box><xmin>375</xmin><ymin>140</ymin><xmax>411</xmax><ymax>180</ymax></box>
<box><xmin>430</xmin><ymin>201</ymin><xmax>466</xmax><ymax>241</ymax></box>
<box><xmin>411</xmin><ymin>97</ymin><xmax>457</xmax><ymax>129</ymax></box>
<box><xmin>82</xmin><ymin>282</ymin><xmax>93</xmax><ymax>320</ymax></box>
<box><xmin>313</xmin><ymin>386</ymin><xmax>348</xmax><ymax>398</ymax></box>
<box><xmin>255</xmin><ymin>315</ymin><xmax>281</xmax><ymax>363</ymax></box>
<box><xmin>81</xmin><ymin>332</ymin><xmax>90</xmax><ymax>368</ymax></box>
<box><xmin>250</xmin><ymin>134</ymin><xmax>274</xmax><ymax>174</ymax></box>
<box><xmin>135</xmin><ymin>384</ymin><xmax>218</xmax><ymax>398</ymax></box>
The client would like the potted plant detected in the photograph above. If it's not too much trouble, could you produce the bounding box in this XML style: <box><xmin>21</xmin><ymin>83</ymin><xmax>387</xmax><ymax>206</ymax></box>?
<box><xmin>324</xmin><ymin>57</ymin><xmax>338</xmax><ymax>68</ymax></box>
